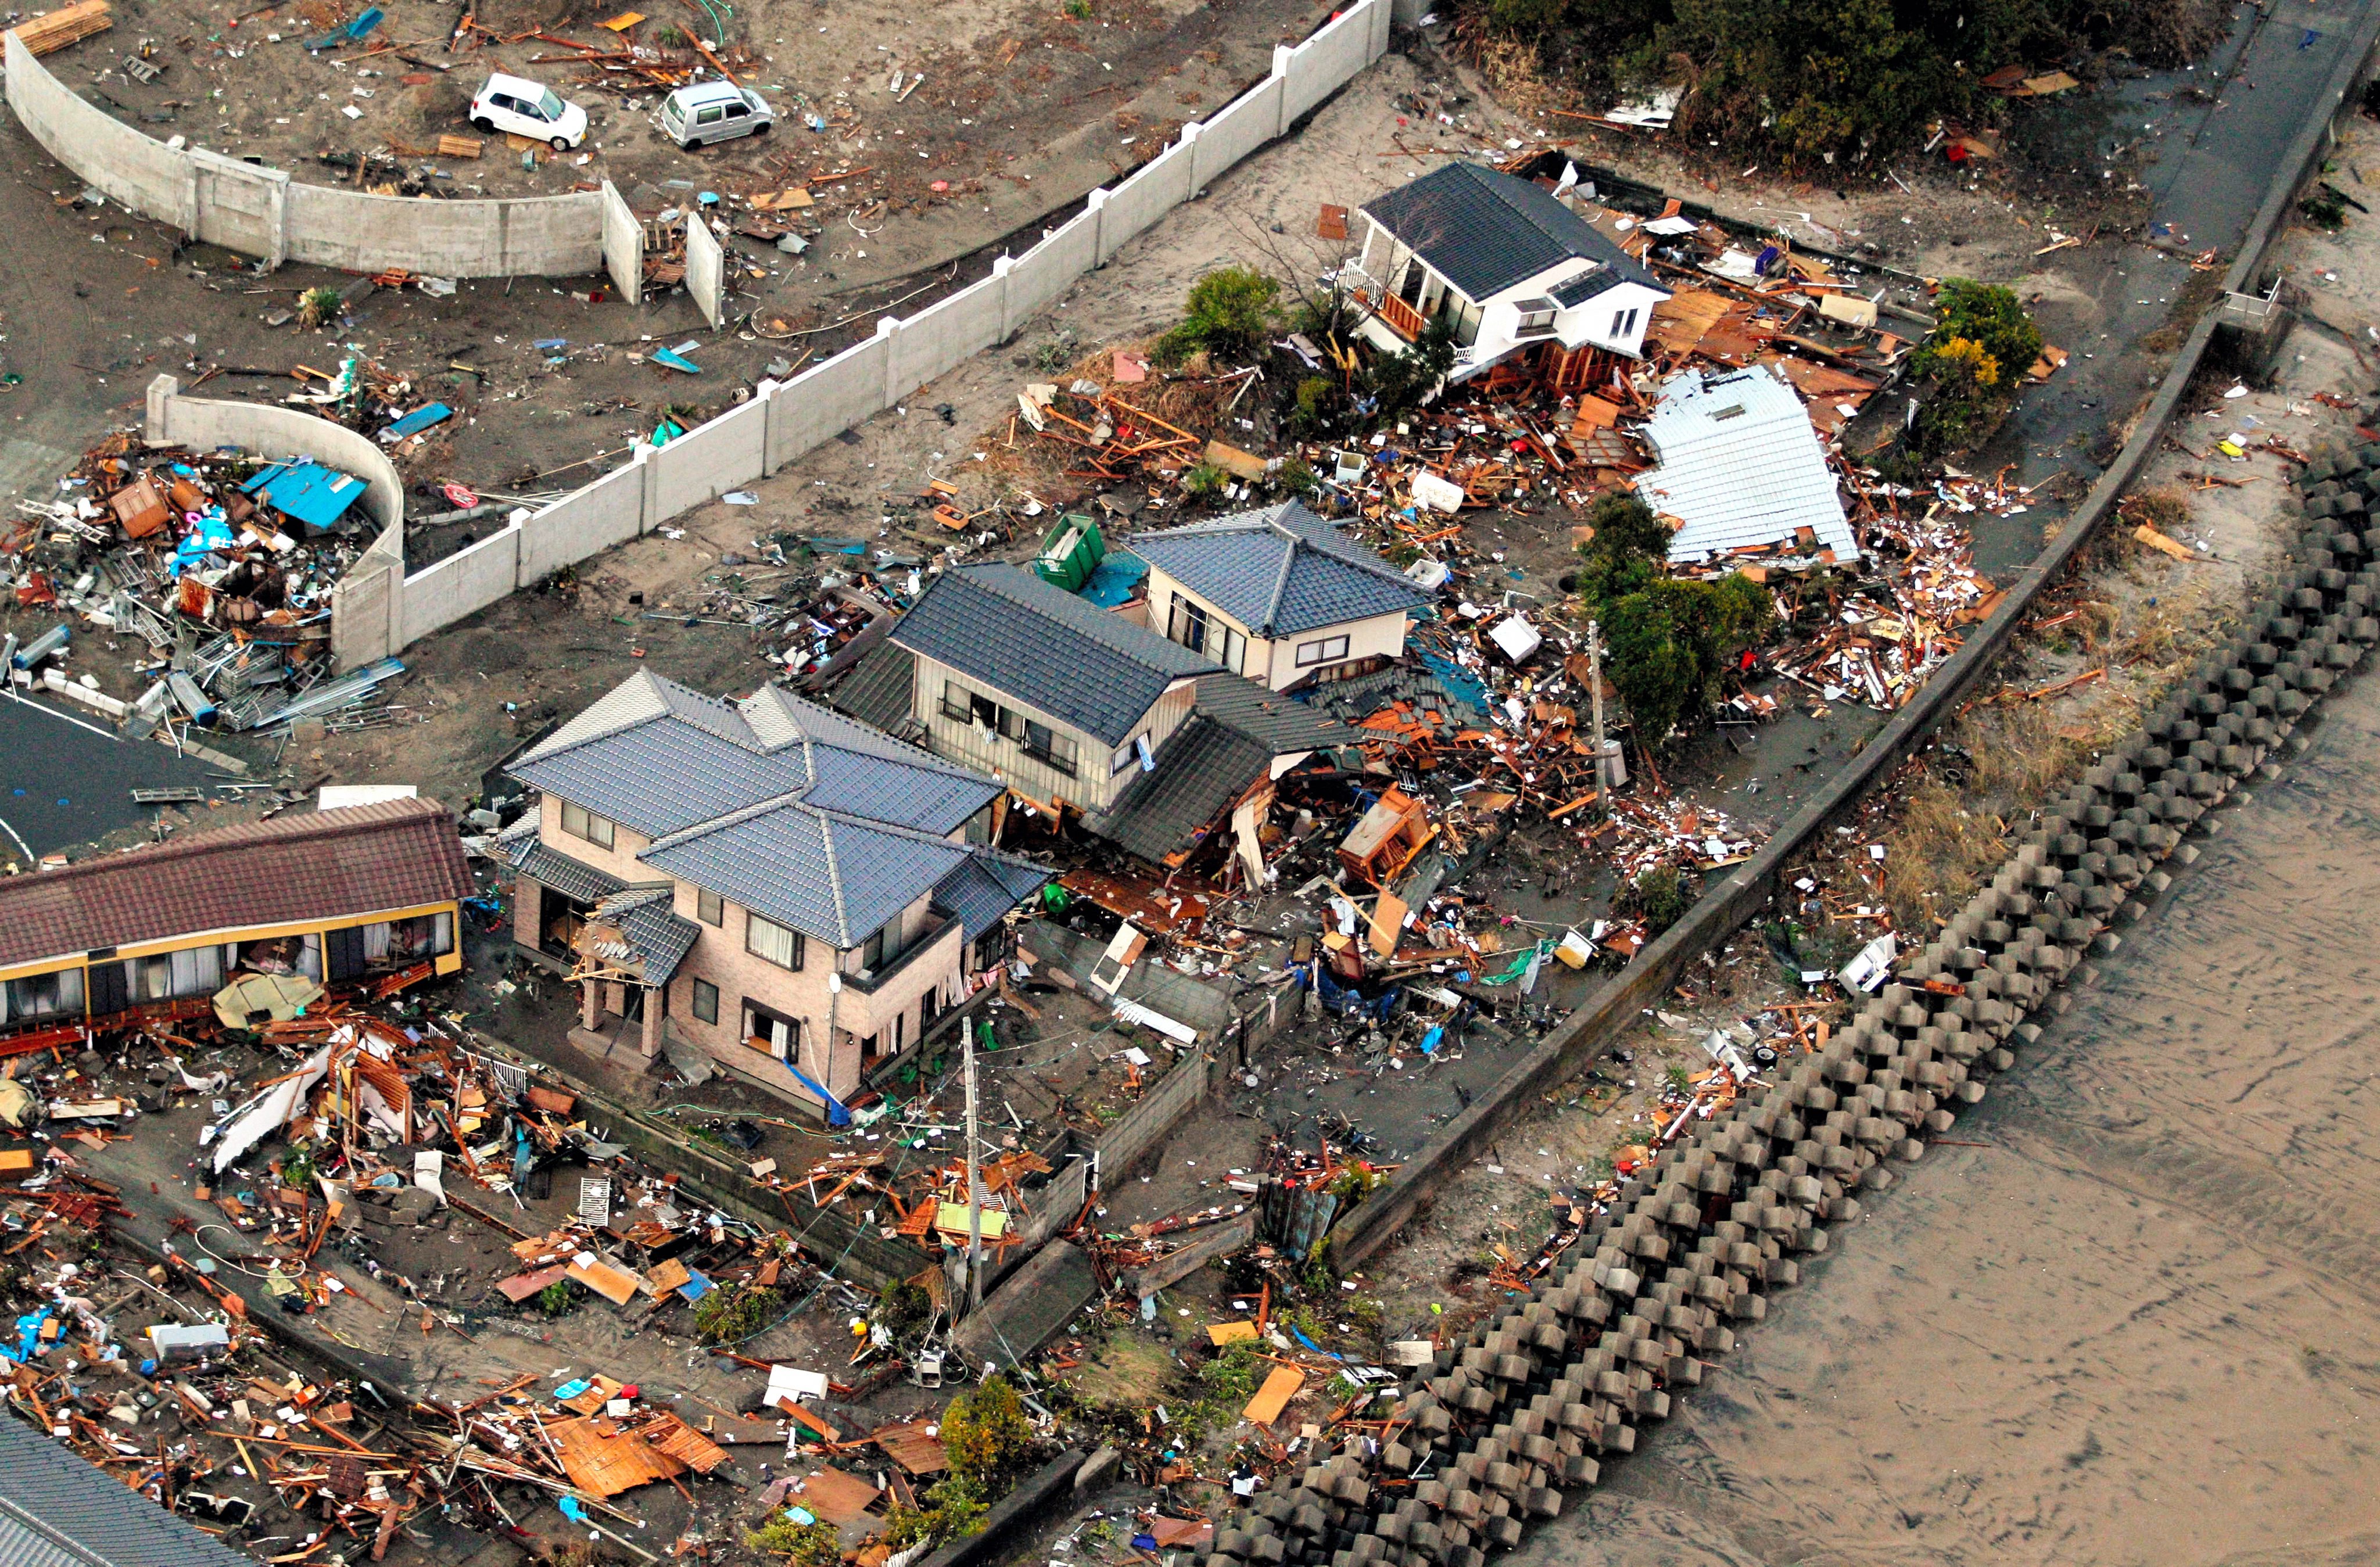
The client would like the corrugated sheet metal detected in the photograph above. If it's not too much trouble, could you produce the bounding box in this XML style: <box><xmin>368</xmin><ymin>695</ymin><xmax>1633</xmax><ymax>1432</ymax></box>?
<box><xmin>1634</xmin><ymin>365</ymin><xmax>1859</xmax><ymax>565</ymax></box>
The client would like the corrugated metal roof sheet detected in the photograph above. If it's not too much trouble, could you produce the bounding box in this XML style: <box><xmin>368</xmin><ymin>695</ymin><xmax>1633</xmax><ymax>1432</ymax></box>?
<box><xmin>0</xmin><ymin>1414</ymin><xmax>257</xmax><ymax>1567</ymax></box>
<box><xmin>1124</xmin><ymin>501</ymin><xmax>1424</xmax><ymax>639</ymax></box>
<box><xmin>1633</xmin><ymin>365</ymin><xmax>1859</xmax><ymax>565</ymax></box>
<box><xmin>891</xmin><ymin>565</ymin><xmax>1216</xmax><ymax>747</ymax></box>
<box><xmin>1360</xmin><ymin>163</ymin><xmax>1665</xmax><ymax>303</ymax></box>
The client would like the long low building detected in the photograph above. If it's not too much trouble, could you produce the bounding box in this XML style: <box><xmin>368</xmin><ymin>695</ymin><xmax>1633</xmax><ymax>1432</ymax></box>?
<box><xmin>0</xmin><ymin>798</ymin><xmax>473</xmax><ymax>1043</ymax></box>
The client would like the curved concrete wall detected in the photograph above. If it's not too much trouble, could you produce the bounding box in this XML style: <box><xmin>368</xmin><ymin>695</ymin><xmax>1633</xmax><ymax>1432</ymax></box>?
<box><xmin>5</xmin><ymin>31</ymin><xmax>605</xmax><ymax>277</ymax></box>
<box><xmin>145</xmin><ymin>374</ymin><xmax>404</xmax><ymax>530</ymax></box>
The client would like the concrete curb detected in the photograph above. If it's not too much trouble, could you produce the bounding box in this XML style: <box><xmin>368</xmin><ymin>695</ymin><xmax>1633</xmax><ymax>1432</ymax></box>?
<box><xmin>1332</xmin><ymin>6</ymin><xmax>2380</xmax><ymax>1272</ymax></box>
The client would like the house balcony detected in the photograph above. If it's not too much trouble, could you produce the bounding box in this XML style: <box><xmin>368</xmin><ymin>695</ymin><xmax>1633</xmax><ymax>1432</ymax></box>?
<box><xmin>1353</xmin><ymin>287</ymin><xmax>1427</xmax><ymax>343</ymax></box>
<box><xmin>842</xmin><ymin>909</ymin><xmax>956</xmax><ymax>996</ymax></box>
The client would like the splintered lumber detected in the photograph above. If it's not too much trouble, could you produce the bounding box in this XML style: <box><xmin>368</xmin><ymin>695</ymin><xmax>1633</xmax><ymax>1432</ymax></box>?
<box><xmin>9</xmin><ymin>0</ymin><xmax>112</xmax><ymax>55</ymax></box>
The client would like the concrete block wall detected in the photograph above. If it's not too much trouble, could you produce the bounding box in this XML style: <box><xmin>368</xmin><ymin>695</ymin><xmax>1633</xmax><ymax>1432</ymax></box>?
<box><xmin>7</xmin><ymin>34</ymin><xmax>198</xmax><ymax>229</ymax></box>
<box><xmin>329</xmin><ymin>521</ymin><xmax>404</xmax><ymax>668</ymax></box>
<box><xmin>1095</xmin><ymin>1050</ymin><xmax>1209</xmax><ymax>1179</ymax></box>
<box><xmin>1006</xmin><ymin>209</ymin><xmax>1102</xmax><ymax>325</ymax></box>
<box><xmin>518</xmin><ymin>461</ymin><xmax>643</xmax><ymax>581</ymax></box>
<box><xmin>6</xmin><ymin>34</ymin><xmax>607</xmax><ymax>277</ymax></box>
<box><xmin>1098</xmin><ymin>135</ymin><xmax>1198</xmax><ymax>263</ymax></box>
<box><xmin>359</xmin><ymin>0</ymin><xmax>1392</xmax><ymax>655</ymax></box>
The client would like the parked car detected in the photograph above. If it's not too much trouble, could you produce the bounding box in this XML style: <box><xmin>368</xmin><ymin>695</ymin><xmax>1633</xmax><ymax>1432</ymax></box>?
<box><xmin>661</xmin><ymin>80</ymin><xmax>774</xmax><ymax>149</ymax></box>
<box><xmin>468</xmin><ymin>73</ymin><xmax>589</xmax><ymax>151</ymax></box>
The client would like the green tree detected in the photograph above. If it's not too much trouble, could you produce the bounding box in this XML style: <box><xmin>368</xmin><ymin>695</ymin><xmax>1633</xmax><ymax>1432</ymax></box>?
<box><xmin>745</xmin><ymin>1515</ymin><xmax>841</xmax><ymax>1564</ymax></box>
<box><xmin>1604</xmin><ymin>574</ymin><xmax>1772</xmax><ymax>742</ymax></box>
<box><xmin>941</xmin><ymin>1374</ymin><xmax>1037</xmax><ymax>1493</ymax></box>
<box><xmin>1366</xmin><ymin>317</ymin><xmax>1458</xmax><ymax>418</ymax></box>
<box><xmin>1908</xmin><ymin>279</ymin><xmax>2040</xmax><ymax>457</ymax></box>
<box><xmin>1922</xmin><ymin>279</ymin><xmax>2041</xmax><ymax>386</ymax></box>
<box><xmin>1158</xmin><ymin>266</ymin><xmax>1281</xmax><ymax>362</ymax></box>
<box><xmin>1573</xmin><ymin>493</ymin><xmax>1671</xmax><ymax>612</ymax></box>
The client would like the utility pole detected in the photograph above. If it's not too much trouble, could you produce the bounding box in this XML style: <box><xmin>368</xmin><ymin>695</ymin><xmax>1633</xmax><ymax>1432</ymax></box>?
<box><xmin>1587</xmin><ymin>618</ymin><xmax>1628</xmax><ymax>791</ymax></box>
<box><xmin>964</xmin><ymin>1017</ymin><xmax>984</xmax><ymax>1310</ymax></box>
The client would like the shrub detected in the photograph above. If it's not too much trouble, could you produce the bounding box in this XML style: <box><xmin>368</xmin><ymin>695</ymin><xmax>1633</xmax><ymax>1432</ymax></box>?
<box><xmin>876</xmin><ymin>1278</ymin><xmax>932</xmax><ymax>1339</ymax></box>
<box><xmin>1908</xmin><ymin>280</ymin><xmax>2040</xmax><ymax>457</ymax></box>
<box><xmin>883</xmin><ymin>1476</ymin><xmax>988</xmax><ymax>1553</ymax></box>
<box><xmin>1156</xmin><ymin>266</ymin><xmax>1281</xmax><ymax>363</ymax></box>
<box><xmin>691</xmin><ymin>1282</ymin><xmax>781</xmax><ymax>1344</ymax></box>
<box><xmin>1573</xmin><ymin>493</ymin><xmax>1671</xmax><ymax>612</ymax></box>
<box><xmin>1615</xmin><ymin>865</ymin><xmax>1694</xmax><ymax>937</ymax></box>
<box><xmin>535</xmin><ymin>1279</ymin><xmax>574</xmax><ymax>1317</ymax></box>
<box><xmin>745</xmin><ymin>1514</ymin><xmax>841</xmax><ymax>1564</ymax></box>
<box><xmin>1182</xmin><ymin>462</ymin><xmax>1228</xmax><ymax>498</ymax></box>
<box><xmin>1923</xmin><ymin>280</ymin><xmax>2040</xmax><ymax>387</ymax></box>
<box><xmin>1365</xmin><ymin>317</ymin><xmax>1457</xmax><ymax>417</ymax></box>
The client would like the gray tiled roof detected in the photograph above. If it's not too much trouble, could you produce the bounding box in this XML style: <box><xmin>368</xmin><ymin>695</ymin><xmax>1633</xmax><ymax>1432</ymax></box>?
<box><xmin>1361</xmin><ymin>163</ymin><xmax>1666</xmax><ymax>303</ymax></box>
<box><xmin>585</xmin><ymin>885</ymin><xmax>703</xmax><ymax>982</ymax></box>
<box><xmin>1193</xmin><ymin>673</ymin><xmax>1364</xmax><ymax>756</ymax></box>
<box><xmin>1633</xmin><ymin>365</ymin><xmax>1859</xmax><ymax>564</ymax></box>
<box><xmin>891</xmin><ymin>565</ymin><xmax>1217</xmax><ymax>748</ymax></box>
<box><xmin>510</xmin><ymin>669</ymin><xmax>1008</xmax><ymax>955</ymax></box>
<box><xmin>511</xmin><ymin>669</ymin><xmax>994</xmax><ymax>838</ymax></box>
<box><xmin>1124</xmin><ymin>501</ymin><xmax>1425</xmax><ymax>640</ymax></box>
<box><xmin>827</xmin><ymin>641</ymin><xmax>917</xmax><ymax>733</ymax></box>
<box><xmin>1092</xmin><ymin>715</ymin><xmax>1271</xmax><ymax>863</ymax></box>
<box><xmin>933</xmin><ymin>850</ymin><xmax>1052</xmax><ymax>944</ymax></box>
<box><xmin>510</xmin><ymin>835</ymin><xmax>629</xmax><ymax>906</ymax></box>
<box><xmin>1551</xmin><ymin>268</ymin><xmax>1626</xmax><ymax>307</ymax></box>
<box><xmin>0</xmin><ymin>1413</ymin><xmax>257</xmax><ymax>1567</ymax></box>
<box><xmin>641</xmin><ymin>794</ymin><xmax>974</xmax><ymax>948</ymax></box>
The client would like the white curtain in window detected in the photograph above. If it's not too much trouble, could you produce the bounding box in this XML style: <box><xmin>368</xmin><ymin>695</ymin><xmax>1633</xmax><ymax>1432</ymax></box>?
<box><xmin>363</xmin><ymin>922</ymin><xmax>392</xmax><ymax>962</ymax></box>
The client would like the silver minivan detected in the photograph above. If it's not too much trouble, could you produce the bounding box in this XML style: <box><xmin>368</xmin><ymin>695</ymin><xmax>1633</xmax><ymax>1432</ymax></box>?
<box><xmin>662</xmin><ymin>80</ymin><xmax>773</xmax><ymax>149</ymax></box>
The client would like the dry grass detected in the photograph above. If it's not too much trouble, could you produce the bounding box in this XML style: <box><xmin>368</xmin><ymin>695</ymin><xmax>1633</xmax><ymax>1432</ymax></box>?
<box><xmin>1880</xmin><ymin>702</ymin><xmax>2096</xmax><ymax>931</ymax></box>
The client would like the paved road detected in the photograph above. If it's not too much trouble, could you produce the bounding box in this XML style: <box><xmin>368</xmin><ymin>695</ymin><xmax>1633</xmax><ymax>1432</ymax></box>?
<box><xmin>0</xmin><ymin>691</ymin><xmax>223</xmax><ymax>864</ymax></box>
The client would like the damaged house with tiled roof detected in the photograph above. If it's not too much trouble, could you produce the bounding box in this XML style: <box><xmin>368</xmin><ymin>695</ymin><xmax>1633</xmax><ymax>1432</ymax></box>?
<box><xmin>503</xmin><ymin>670</ymin><xmax>1047</xmax><ymax>1118</ymax></box>
<box><xmin>1349</xmin><ymin>161</ymin><xmax>1672</xmax><ymax>386</ymax></box>
<box><xmin>844</xmin><ymin>551</ymin><xmax>1365</xmax><ymax>874</ymax></box>
<box><xmin>1124</xmin><ymin>500</ymin><xmax>1429</xmax><ymax>693</ymax></box>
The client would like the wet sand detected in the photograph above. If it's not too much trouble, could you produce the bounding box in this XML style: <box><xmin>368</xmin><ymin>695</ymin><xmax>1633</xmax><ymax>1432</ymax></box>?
<box><xmin>1513</xmin><ymin>676</ymin><xmax>2380</xmax><ymax>1564</ymax></box>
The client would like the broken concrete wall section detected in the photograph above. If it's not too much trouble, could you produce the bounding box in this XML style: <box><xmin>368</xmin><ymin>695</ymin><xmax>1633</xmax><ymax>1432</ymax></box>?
<box><xmin>684</xmin><ymin>210</ymin><xmax>725</xmax><ymax>331</ymax></box>
<box><xmin>341</xmin><ymin>0</ymin><xmax>1395</xmax><ymax>656</ymax></box>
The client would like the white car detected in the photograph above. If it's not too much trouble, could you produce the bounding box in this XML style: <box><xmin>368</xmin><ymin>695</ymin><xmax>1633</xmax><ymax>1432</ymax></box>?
<box><xmin>468</xmin><ymin>73</ymin><xmax>589</xmax><ymax>151</ymax></box>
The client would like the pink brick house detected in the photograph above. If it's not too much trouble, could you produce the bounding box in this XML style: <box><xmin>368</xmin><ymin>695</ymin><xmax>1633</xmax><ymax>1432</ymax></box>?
<box><xmin>504</xmin><ymin>670</ymin><xmax>1046</xmax><ymax>1119</ymax></box>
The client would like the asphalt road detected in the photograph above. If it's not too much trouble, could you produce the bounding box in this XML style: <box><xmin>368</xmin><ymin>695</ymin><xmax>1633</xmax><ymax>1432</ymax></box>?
<box><xmin>0</xmin><ymin>690</ymin><xmax>223</xmax><ymax>864</ymax></box>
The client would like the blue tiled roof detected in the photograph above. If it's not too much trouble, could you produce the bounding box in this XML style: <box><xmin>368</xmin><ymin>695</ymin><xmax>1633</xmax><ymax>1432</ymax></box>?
<box><xmin>891</xmin><ymin>565</ymin><xmax>1216</xmax><ymax>748</ymax></box>
<box><xmin>0</xmin><ymin>1413</ymin><xmax>258</xmax><ymax>1567</ymax></box>
<box><xmin>1124</xmin><ymin>501</ymin><xmax>1425</xmax><ymax>639</ymax></box>
<box><xmin>933</xmin><ymin>851</ymin><xmax>1052</xmax><ymax>944</ymax></box>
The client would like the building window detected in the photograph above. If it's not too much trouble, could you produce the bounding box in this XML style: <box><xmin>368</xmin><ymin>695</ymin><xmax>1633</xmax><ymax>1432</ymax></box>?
<box><xmin>861</xmin><ymin>919</ymin><xmax>906</xmax><ymax>974</ymax></box>
<box><xmin>1296</xmin><ymin>634</ymin><xmax>1352</xmax><ymax>667</ymax></box>
<box><xmin>1</xmin><ymin>968</ymin><xmax>83</xmax><ymax>1025</ymax></box>
<box><xmin>1514</xmin><ymin>297</ymin><xmax>1557</xmax><ymax>338</ymax></box>
<box><xmin>1169</xmin><ymin>596</ymin><xmax>1209</xmax><ymax>655</ymax></box>
<box><xmin>943</xmin><ymin>680</ymin><xmax>997</xmax><ymax>729</ymax></box>
<box><xmin>1218</xmin><ymin>624</ymin><xmax>1247</xmax><ymax>674</ymax></box>
<box><xmin>963</xmin><ymin>804</ymin><xmax>994</xmax><ymax>844</ymax></box>
<box><xmin>1020</xmin><ymin>720</ymin><xmax>1077</xmax><ymax>776</ymax></box>
<box><xmin>1609</xmin><ymin>307</ymin><xmax>1640</xmax><ymax>340</ymax></box>
<box><xmin>560</xmin><ymin>799</ymin><xmax>615</xmax><ymax>849</ymax></box>
<box><xmin>1112</xmin><ymin>733</ymin><xmax>1148</xmax><ymax>776</ymax></box>
<box><xmin>697</xmin><ymin>887</ymin><xmax>723</xmax><ymax>926</ymax></box>
<box><xmin>745</xmin><ymin>912</ymin><xmax>805</xmax><ymax>970</ymax></box>
<box><xmin>691</xmin><ymin>977</ymin><xmax>719</xmax><ymax>1025</ymax></box>
<box><xmin>744</xmin><ymin>1001</ymin><xmax>798</xmax><ymax>1059</ymax></box>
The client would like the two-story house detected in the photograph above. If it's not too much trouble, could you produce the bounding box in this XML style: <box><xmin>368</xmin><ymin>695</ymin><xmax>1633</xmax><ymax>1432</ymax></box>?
<box><xmin>1350</xmin><ymin>161</ymin><xmax>1672</xmax><ymax>386</ymax></box>
<box><xmin>505</xmin><ymin>670</ymin><xmax>1047</xmax><ymax>1118</ymax></box>
<box><xmin>1124</xmin><ymin>501</ymin><xmax>1428</xmax><ymax>692</ymax></box>
<box><xmin>886</xmin><ymin>563</ymin><xmax>1362</xmax><ymax>867</ymax></box>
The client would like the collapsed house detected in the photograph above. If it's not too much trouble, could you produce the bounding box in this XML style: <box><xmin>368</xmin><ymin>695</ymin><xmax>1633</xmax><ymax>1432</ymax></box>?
<box><xmin>0</xmin><ymin>799</ymin><xmax>471</xmax><ymax>1048</ymax></box>
<box><xmin>502</xmin><ymin>670</ymin><xmax>1048</xmax><ymax>1117</ymax></box>
<box><xmin>867</xmin><ymin>559</ymin><xmax>1364</xmax><ymax>869</ymax></box>
<box><xmin>1346</xmin><ymin>162</ymin><xmax>1673</xmax><ymax>386</ymax></box>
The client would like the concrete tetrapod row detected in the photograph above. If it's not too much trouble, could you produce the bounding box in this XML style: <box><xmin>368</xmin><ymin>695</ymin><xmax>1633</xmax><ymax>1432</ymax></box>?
<box><xmin>1192</xmin><ymin>446</ymin><xmax>2378</xmax><ymax>1567</ymax></box>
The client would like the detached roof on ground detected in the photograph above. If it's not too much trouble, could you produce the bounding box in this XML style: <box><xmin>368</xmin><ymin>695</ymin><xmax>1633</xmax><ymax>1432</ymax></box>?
<box><xmin>1633</xmin><ymin>365</ymin><xmax>1859</xmax><ymax>565</ymax></box>
<box><xmin>892</xmin><ymin>564</ymin><xmax>1218</xmax><ymax>747</ymax></box>
<box><xmin>509</xmin><ymin>670</ymin><xmax>1040</xmax><ymax>952</ymax></box>
<box><xmin>1123</xmin><ymin>500</ymin><xmax>1427</xmax><ymax>637</ymax></box>
<box><xmin>0</xmin><ymin>798</ymin><xmax>472</xmax><ymax>971</ymax></box>
<box><xmin>1360</xmin><ymin>161</ymin><xmax>1664</xmax><ymax>303</ymax></box>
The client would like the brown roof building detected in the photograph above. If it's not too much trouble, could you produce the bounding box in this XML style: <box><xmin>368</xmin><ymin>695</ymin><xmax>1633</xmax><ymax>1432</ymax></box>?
<box><xmin>0</xmin><ymin>799</ymin><xmax>474</xmax><ymax>1036</ymax></box>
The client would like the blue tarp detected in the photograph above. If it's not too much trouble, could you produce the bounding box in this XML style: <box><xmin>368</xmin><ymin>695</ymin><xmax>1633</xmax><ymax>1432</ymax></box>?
<box><xmin>242</xmin><ymin>460</ymin><xmax>367</xmax><ymax>532</ymax></box>
<box><xmin>784</xmin><ymin>1060</ymin><xmax>852</xmax><ymax>1127</ymax></box>
<box><xmin>1080</xmin><ymin>552</ymin><xmax>1148</xmax><ymax>608</ymax></box>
